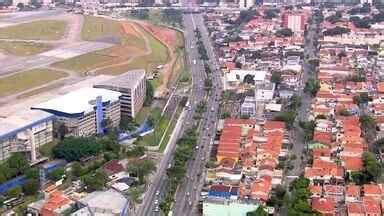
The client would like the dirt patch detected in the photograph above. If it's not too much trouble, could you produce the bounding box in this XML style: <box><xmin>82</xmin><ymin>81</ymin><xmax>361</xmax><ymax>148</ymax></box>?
<box><xmin>138</xmin><ymin>21</ymin><xmax>183</xmax><ymax>97</ymax></box>
<box><xmin>121</xmin><ymin>22</ymin><xmax>141</xmax><ymax>39</ymax></box>
<box><xmin>140</xmin><ymin>22</ymin><xmax>179</xmax><ymax>48</ymax></box>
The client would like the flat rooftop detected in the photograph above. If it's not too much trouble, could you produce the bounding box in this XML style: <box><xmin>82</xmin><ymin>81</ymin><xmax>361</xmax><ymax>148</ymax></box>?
<box><xmin>32</xmin><ymin>87</ymin><xmax>122</xmax><ymax>115</ymax></box>
<box><xmin>0</xmin><ymin>75</ymin><xmax>115</xmax><ymax>117</ymax></box>
<box><xmin>0</xmin><ymin>109</ymin><xmax>54</xmax><ymax>139</ymax></box>
<box><xmin>94</xmin><ymin>69</ymin><xmax>146</xmax><ymax>89</ymax></box>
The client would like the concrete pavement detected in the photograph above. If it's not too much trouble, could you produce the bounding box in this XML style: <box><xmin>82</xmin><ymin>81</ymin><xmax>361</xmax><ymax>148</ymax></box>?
<box><xmin>136</xmin><ymin>9</ymin><xmax>209</xmax><ymax>216</ymax></box>
<box><xmin>285</xmin><ymin>12</ymin><xmax>320</xmax><ymax>183</ymax></box>
<box><xmin>172</xmin><ymin>9</ymin><xmax>223</xmax><ymax>216</ymax></box>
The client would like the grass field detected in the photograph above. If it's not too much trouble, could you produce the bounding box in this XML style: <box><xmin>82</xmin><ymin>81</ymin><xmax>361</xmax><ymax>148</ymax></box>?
<box><xmin>134</xmin><ymin>106</ymin><xmax>152</xmax><ymax>124</ymax></box>
<box><xmin>52</xmin><ymin>50</ymin><xmax>116</xmax><ymax>75</ymax></box>
<box><xmin>0</xmin><ymin>20</ymin><xmax>67</xmax><ymax>40</ymax></box>
<box><xmin>139</xmin><ymin>117</ymin><xmax>170</xmax><ymax>146</ymax></box>
<box><xmin>103</xmin><ymin>24</ymin><xmax>169</xmax><ymax>74</ymax></box>
<box><xmin>136</xmin><ymin>107</ymin><xmax>172</xmax><ymax>147</ymax></box>
<box><xmin>81</xmin><ymin>16</ymin><xmax>146</xmax><ymax>49</ymax></box>
<box><xmin>0</xmin><ymin>41</ymin><xmax>52</xmax><ymax>56</ymax></box>
<box><xmin>81</xmin><ymin>16</ymin><xmax>123</xmax><ymax>41</ymax></box>
<box><xmin>0</xmin><ymin>68</ymin><xmax>68</xmax><ymax>97</ymax></box>
<box><xmin>17</xmin><ymin>82</ymin><xmax>64</xmax><ymax>99</ymax></box>
<box><xmin>158</xmin><ymin>106</ymin><xmax>182</xmax><ymax>152</ymax></box>
<box><xmin>53</xmin><ymin>18</ymin><xmax>148</xmax><ymax>75</ymax></box>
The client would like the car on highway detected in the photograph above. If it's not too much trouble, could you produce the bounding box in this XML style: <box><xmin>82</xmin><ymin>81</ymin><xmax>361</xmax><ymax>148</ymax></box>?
<box><xmin>155</xmin><ymin>190</ymin><xmax>160</xmax><ymax>196</ymax></box>
<box><xmin>154</xmin><ymin>206</ymin><xmax>159</xmax><ymax>212</ymax></box>
<box><xmin>154</xmin><ymin>199</ymin><xmax>159</xmax><ymax>205</ymax></box>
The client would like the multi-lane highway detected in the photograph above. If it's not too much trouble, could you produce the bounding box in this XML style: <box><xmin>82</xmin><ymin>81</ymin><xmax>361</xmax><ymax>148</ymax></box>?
<box><xmin>172</xmin><ymin>6</ymin><xmax>223</xmax><ymax>216</ymax></box>
<box><xmin>136</xmin><ymin>3</ymin><xmax>223</xmax><ymax>215</ymax></box>
<box><xmin>135</xmin><ymin>6</ymin><xmax>216</xmax><ymax>216</ymax></box>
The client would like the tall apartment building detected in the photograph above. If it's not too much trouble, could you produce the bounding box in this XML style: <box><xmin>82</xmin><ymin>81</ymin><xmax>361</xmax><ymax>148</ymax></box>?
<box><xmin>32</xmin><ymin>87</ymin><xmax>122</xmax><ymax>137</ymax></box>
<box><xmin>282</xmin><ymin>12</ymin><xmax>307</xmax><ymax>33</ymax></box>
<box><xmin>94</xmin><ymin>70</ymin><xmax>146</xmax><ymax>119</ymax></box>
<box><xmin>0</xmin><ymin>110</ymin><xmax>54</xmax><ymax>162</ymax></box>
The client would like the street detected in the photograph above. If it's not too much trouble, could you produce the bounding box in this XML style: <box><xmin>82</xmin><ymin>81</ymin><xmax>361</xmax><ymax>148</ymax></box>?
<box><xmin>135</xmin><ymin>5</ymin><xmax>215</xmax><ymax>216</ymax></box>
<box><xmin>285</xmin><ymin>14</ymin><xmax>320</xmax><ymax>181</ymax></box>
<box><xmin>172</xmin><ymin>8</ymin><xmax>223</xmax><ymax>216</ymax></box>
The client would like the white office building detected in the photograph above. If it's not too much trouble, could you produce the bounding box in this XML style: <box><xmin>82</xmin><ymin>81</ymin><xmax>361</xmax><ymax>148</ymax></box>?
<box><xmin>32</xmin><ymin>87</ymin><xmax>122</xmax><ymax>137</ymax></box>
<box><xmin>0</xmin><ymin>110</ymin><xmax>54</xmax><ymax>162</ymax></box>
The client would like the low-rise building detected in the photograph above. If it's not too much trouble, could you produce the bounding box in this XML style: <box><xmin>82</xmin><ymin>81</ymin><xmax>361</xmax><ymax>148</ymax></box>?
<box><xmin>240</xmin><ymin>96</ymin><xmax>256</xmax><ymax>117</ymax></box>
<box><xmin>71</xmin><ymin>189</ymin><xmax>129</xmax><ymax>216</ymax></box>
<box><xmin>28</xmin><ymin>190</ymin><xmax>74</xmax><ymax>216</ymax></box>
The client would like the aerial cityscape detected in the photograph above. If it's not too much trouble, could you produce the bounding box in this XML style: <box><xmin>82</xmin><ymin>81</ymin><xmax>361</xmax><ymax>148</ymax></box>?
<box><xmin>0</xmin><ymin>0</ymin><xmax>384</xmax><ymax>215</ymax></box>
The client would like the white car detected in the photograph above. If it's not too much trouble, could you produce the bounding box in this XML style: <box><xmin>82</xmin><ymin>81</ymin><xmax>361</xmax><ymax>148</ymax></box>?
<box><xmin>155</xmin><ymin>191</ymin><xmax>160</xmax><ymax>196</ymax></box>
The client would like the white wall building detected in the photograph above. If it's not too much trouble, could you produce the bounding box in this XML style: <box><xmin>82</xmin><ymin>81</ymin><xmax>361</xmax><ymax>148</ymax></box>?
<box><xmin>94</xmin><ymin>70</ymin><xmax>146</xmax><ymax>118</ymax></box>
<box><xmin>32</xmin><ymin>87</ymin><xmax>121</xmax><ymax>137</ymax></box>
<box><xmin>225</xmin><ymin>70</ymin><xmax>267</xmax><ymax>90</ymax></box>
<box><xmin>0</xmin><ymin>110</ymin><xmax>54</xmax><ymax>162</ymax></box>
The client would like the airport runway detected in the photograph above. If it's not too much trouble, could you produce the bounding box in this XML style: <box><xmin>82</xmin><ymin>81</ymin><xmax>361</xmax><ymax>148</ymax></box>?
<box><xmin>0</xmin><ymin>41</ymin><xmax>114</xmax><ymax>76</ymax></box>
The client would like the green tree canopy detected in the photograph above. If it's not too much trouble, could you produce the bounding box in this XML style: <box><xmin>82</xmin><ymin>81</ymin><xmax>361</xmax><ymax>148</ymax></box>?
<box><xmin>264</xmin><ymin>9</ymin><xmax>279</xmax><ymax>19</ymax></box>
<box><xmin>6</xmin><ymin>186</ymin><xmax>22</xmax><ymax>198</ymax></box>
<box><xmin>22</xmin><ymin>179</ymin><xmax>39</xmax><ymax>196</ymax></box>
<box><xmin>325</xmin><ymin>11</ymin><xmax>342</xmax><ymax>23</ymax></box>
<box><xmin>304</xmin><ymin>78</ymin><xmax>320</xmax><ymax>97</ymax></box>
<box><xmin>323</xmin><ymin>26</ymin><xmax>350</xmax><ymax>36</ymax></box>
<box><xmin>48</xmin><ymin>167</ymin><xmax>65</xmax><ymax>181</ymax></box>
<box><xmin>127</xmin><ymin>159</ymin><xmax>156</xmax><ymax>184</ymax></box>
<box><xmin>271</xmin><ymin>71</ymin><xmax>282</xmax><ymax>84</ymax></box>
<box><xmin>53</xmin><ymin>136</ymin><xmax>103</xmax><ymax>162</ymax></box>
<box><xmin>144</xmin><ymin>80</ymin><xmax>154</xmax><ymax>106</ymax></box>
<box><xmin>81</xmin><ymin>170</ymin><xmax>107</xmax><ymax>192</ymax></box>
<box><xmin>8</xmin><ymin>153</ymin><xmax>29</xmax><ymax>175</ymax></box>
<box><xmin>285</xmin><ymin>177</ymin><xmax>318</xmax><ymax>215</ymax></box>
<box><xmin>363</xmin><ymin>152</ymin><xmax>382</xmax><ymax>181</ymax></box>
<box><xmin>247</xmin><ymin>205</ymin><xmax>268</xmax><ymax>216</ymax></box>
<box><xmin>276</xmin><ymin>28</ymin><xmax>294</xmax><ymax>37</ymax></box>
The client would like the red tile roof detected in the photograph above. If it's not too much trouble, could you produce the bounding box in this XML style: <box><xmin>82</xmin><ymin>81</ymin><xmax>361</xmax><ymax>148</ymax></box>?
<box><xmin>309</xmin><ymin>185</ymin><xmax>322</xmax><ymax>195</ymax></box>
<box><xmin>377</xmin><ymin>82</ymin><xmax>384</xmax><ymax>93</ymax></box>
<box><xmin>224</xmin><ymin>118</ymin><xmax>256</xmax><ymax>127</ymax></box>
<box><xmin>324</xmin><ymin>185</ymin><xmax>343</xmax><ymax>195</ymax></box>
<box><xmin>363</xmin><ymin>199</ymin><xmax>382</xmax><ymax>215</ymax></box>
<box><xmin>313</xmin><ymin>131</ymin><xmax>333</xmax><ymax>145</ymax></box>
<box><xmin>342</xmin><ymin>156</ymin><xmax>363</xmax><ymax>172</ymax></box>
<box><xmin>313</xmin><ymin>148</ymin><xmax>331</xmax><ymax>158</ymax></box>
<box><xmin>103</xmin><ymin>160</ymin><xmax>124</xmax><ymax>175</ymax></box>
<box><xmin>40</xmin><ymin>191</ymin><xmax>72</xmax><ymax>216</ymax></box>
<box><xmin>346</xmin><ymin>185</ymin><xmax>360</xmax><ymax>198</ymax></box>
<box><xmin>264</xmin><ymin>121</ymin><xmax>285</xmax><ymax>131</ymax></box>
<box><xmin>347</xmin><ymin>202</ymin><xmax>365</xmax><ymax>215</ymax></box>
<box><xmin>311</xmin><ymin>197</ymin><xmax>335</xmax><ymax>215</ymax></box>
<box><xmin>363</xmin><ymin>184</ymin><xmax>382</xmax><ymax>196</ymax></box>
<box><xmin>250</xmin><ymin>176</ymin><xmax>272</xmax><ymax>202</ymax></box>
